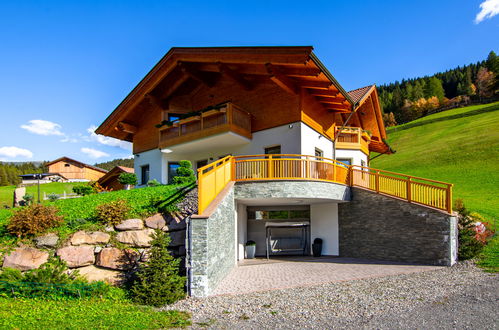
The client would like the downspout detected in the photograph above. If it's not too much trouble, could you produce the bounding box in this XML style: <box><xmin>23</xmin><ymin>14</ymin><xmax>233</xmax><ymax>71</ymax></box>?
<box><xmin>185</xmin><ymin>216</ymin><xmax>192</xmax><ymax>296</ymax></box>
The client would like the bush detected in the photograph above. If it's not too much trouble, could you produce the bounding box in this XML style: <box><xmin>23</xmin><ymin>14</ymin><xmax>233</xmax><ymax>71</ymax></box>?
<box><xmin>455</xmin><ymin>199</ymin><xmax>486</xmax><ymax>260</ymax></box>
<box><xmin>172</xmin><ymin>160</ymin><xmax>195</xmax><ymax>185</ymax></box>
<box><xmin>147</xmin><ymin>179</ymin><xmax>161</xmax><ymax>187</ymax></box>
<box><xmin>22</xmin><ymin>194</ymin><xmax>34</xmax><ymax>205</ymax></box>
<box><xmin>95</xmin><ymin>199</ymin><xmax>130</xmax><ymax>226</ymax></box>
<box><xmin>118</xmin><ymin>173</ymin><xmax>138</xmax><ymax>186</ymax></box>
<box><xmin>47</xmin><ymin>193</ymin><xmax>60</xmax><ymax>202</ymax></box>
<box><xmin>89</xmin><ymin>181</ymin><xmax>112</xmax><ymax>193</ymax></box>
<box><xmin>130</xmin><ymin>230</ymin><xmax>185</xmax><ymax>306</ymax></box>
<box><xmin>73</xmin><ymin>185</ymin><xmax>94</xmax><ymax>196</ymax></box>
<box><xmin>7</xmin><ymin>204</ymin><xmax>63</xmax><ymax>237</ymax></box>
<box><xmin>0</xmin><ymin>257</ymin><xmax>118</xmax><ymax>299</ymax></box>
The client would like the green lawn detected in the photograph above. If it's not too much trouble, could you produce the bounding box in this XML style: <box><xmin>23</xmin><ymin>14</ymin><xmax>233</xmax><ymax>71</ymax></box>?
<box><xmin>372</xmin><ymin>101</ymin><xmax>499</xmax><ymax>221</ymax></box>
<box><xmin>0</xmin><ymin>182</ymin><xmax>76</xmax><ymax>208</ymax></box>
<box><xmin>0</xmin><ymin>298</ymin><xmax>190</xmax><ymax>329</ymax></box>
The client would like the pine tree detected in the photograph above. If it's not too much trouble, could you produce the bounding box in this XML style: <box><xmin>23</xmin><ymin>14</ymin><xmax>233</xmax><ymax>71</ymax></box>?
<box><xmin>412</xmin><ymin>80</ymin><xmax>425</xmax><ymax>100</ymax></box>
<box><xmin>425</xmin><ymin>77</ymin><xmax>445</xmax><ymax>101</ymax></box>
<box><xmin>130</xmin><ymin>230</ymin><xmax>185</xmax><ymax>306</ymax></box>
<box><xmin>486</xmin><ymin>51</ymin><xmax>499</xmax><ymax>74</ymax></box>
<box><xmin>0</xmin><ymin>168</ymin><xmax>9</xmax><ymax>186</ymax></box>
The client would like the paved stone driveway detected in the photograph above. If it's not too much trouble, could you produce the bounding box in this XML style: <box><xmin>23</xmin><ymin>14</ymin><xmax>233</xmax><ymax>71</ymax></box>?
<box><xmin>212</xmin><ymin>257</ymin><xmax>442</xmax><ymax>295</ymax></box>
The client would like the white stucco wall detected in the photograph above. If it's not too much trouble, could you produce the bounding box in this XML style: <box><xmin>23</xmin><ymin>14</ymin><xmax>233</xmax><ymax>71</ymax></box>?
<box><xmin>134</xmin><ymin>149</ymin><xmax>167</xmax><ymax>185</ymax></box>
<box><xmin>300</xmin><ymin>123</ymin><xmax>333</xmax><ymax>158</ymax></box>
<box><xmin>310</xmin><ymin>203</ymin><xmax>339</xmax><ymax>256</ymax></box>
<box><xmin>236</xmin><ymin>203</ymin><xmax>247</xmax><ymax>261</ymax></box>
<box><xmin>334</xmin><ymin>149</ymin><xmax>368</xmax><ymax>167</ymax></box>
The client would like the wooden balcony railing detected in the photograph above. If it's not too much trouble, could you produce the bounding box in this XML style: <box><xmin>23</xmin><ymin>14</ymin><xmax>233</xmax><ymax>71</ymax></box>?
<box><xmin>159</xmin><ymin>102</ymin><xmax>251</xmax><ymax>149</ymax></box>
<box><xmin>335</xmin><ymin>127</ymin><xmax>371</xmax><ymax>154</ymax></box>
<box><xmin>350</xmin><ymin>165</ymin><xmax>453</xmax><ymax>213</ymax></box>
<box><xmin>197</xmin><ymin>155</ymin><xmax>453</xmax><ymax>215</ymax></box>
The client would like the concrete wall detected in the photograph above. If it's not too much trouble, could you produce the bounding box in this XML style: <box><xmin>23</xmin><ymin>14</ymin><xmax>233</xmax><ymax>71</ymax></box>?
<box><xmin>338</xmin><ymin>187</ymin><xmax>458</xmax><ymax>266</ymax></box>
<box><xmin>311</xmin><ymin>203</ymin><xmax>339</xmax><ymax>256</ymax></box>
<box><xmin>190</xmin><ymin>188</ymin><xmax>236</xmax><ymax>297</ymax></box>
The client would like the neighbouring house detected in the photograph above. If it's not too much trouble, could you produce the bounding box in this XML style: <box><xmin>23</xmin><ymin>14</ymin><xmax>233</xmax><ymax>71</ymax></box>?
<box><xmin>96</xmin><ymin>46</ymin><xmax>457</xmax><ymax>297</ymax></box>
<box><xmin>19</xmin><ymin>173</ymin><xmax>67</xmax><ymax>185</ymax></box>
<box><xmin>97</xmin><ymin>166</ymin><xmax>135</xmax><ymax>191</ymax></box>
<box><xmin>46</xmin><ymin>157</ymin><xmax>108</xmax><ymax>182</ymax></box>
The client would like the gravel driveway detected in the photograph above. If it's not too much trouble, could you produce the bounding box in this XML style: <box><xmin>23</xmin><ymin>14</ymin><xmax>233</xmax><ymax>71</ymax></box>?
<box><xmin>165</xmin><ymin>262</ymin><xmax>498</xmax><ymax>329</ymax></box>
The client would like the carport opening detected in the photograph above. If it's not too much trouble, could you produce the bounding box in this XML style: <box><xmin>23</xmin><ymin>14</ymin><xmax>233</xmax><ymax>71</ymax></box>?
<box><xmin>247</xmin><ymin>205</ymin><xmax>311</xmax><ymax>257</ymax></box>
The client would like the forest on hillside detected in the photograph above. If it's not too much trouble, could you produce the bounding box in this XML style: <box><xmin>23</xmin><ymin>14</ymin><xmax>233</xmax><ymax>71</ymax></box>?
<box><xmin>94</xmin><ymin>158</ymin><xmax>134</xmax><ymax>171</ymax></box>
<box><xmin>378</xmin><ymin>51</ymin><xmax>499</xmax><ymax>126</ymax></box>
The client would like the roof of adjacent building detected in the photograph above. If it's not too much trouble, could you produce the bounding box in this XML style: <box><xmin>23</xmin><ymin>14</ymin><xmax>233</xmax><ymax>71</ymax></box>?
<box><xmin>46</xmin><ymin>157</ymin><xmax>108</xmax><ymax>173</ymax></box>
<box><xmin>348</xmin><ymin>85</ymin><xmax>375</xmax><ymax>105</ymax></box>
<box><xmin>97</xmin><ymin>166</ymin><xmax>134</xmax><ymax>186</ymax></box>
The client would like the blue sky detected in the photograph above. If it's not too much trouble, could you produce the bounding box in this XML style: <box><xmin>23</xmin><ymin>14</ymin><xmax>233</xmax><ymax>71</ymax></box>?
<box><xmin>0</xmin><ymin>0</ymin><xmax>497</xmax><ymax>164</ymax></box>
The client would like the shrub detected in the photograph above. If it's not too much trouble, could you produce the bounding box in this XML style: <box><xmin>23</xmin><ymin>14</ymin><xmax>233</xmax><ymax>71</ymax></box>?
<box><xmin>7</xmin><ymin>204</ymin><xmax>63</xmax><ymax>237</ymax></box>
<box><xmin>172</xmin><ymin>160</ymin><xmax>195</xmax><ymax>185</ymax></box>
<box><xmin>119</xmin><ymin>173</ymin><xmax>138</xmax><ymax>186</ymax></box>
<box><xmin>47</xmin><ymin>193</ymin><xmax>60</xmax><ymax>202</ymax></box>
<box><xmin>0</xmin><ymin>257</ymin><xmax>118</xmax><ymax>299</ymax></box>
<box><xmin>455</xmin><ymin>199</ymin><xmax>485</xmax><ymax>260</ymax></box>
<box><xmin>90</xmin><ymin>181</ymin><xmax>112</xmax><ymax>193</ymax></box>
<box><xmin>130</xmin><ymin>230</ymin><xmax>185</xmax><ymax>306</ymax></box>
<box><xmin>147</xmin><ymin>179</ymin><xmax>161</xmax><ymax>187</ymax></box>
<box><xmin>73</xmin><ymin>185</ymin><xmax>94</xmax><ymax>196</ymax></box>
<box><xmin>95</xmin><ymin>199</ymin><xmax>130</xmax><ymax>226</ymax></box>
<box><xmin>22</xmin><ymin>194</ymin><xmax>34</xmax><ymax>205</ymax></box>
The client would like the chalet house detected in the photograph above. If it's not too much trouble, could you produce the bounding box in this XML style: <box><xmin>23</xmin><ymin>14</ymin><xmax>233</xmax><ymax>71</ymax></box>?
<box><xmin>46</xmin><ymin>157</ymin><xmax>108</xmax><ymax>182</ymax></box>
<box><xmin>96</xmin><ymin>47</ymin><xmax>457</xmax><ymax>297</ymax></box>
<box><xmin>97</xmin><ymin>166</ymin><xmax>135</xmax><ymax>191</ymax></box>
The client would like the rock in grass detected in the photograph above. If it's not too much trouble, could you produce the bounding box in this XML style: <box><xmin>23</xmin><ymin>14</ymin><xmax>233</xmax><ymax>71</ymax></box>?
<box><xmin>34</xmin><ymin>233</ymin><xmax>59</xmax><ymax>248</ymax></box>
<box><xmin>76</xmin><ymin>265</ymin><xmax>122</xmax><ymax>285</ymax></box>
<box><xmin>56</xmin><ymin>245</ymin><xmax>95</xmax><ymax>268</ymax></box>
<box><xmin>2</xmin><ymin>247</ymin><xmax>49</xmax><ymax>271</ymax></box>
<box><xmin>70</xmin><ymin>231</ymin><xmax>110</xmax><ymax>245</ymax></box>
<box><xmin>144</xmin><ymin>213</ymin><xmax>166</xmax><ymax>229</ymax></box>
<box><xmin>116</xmin><ymin>229</ymin><xmax>155</xmax><ymax>247</ymax></box>
<box><xmin>96</xmin><ymin>247</ymin><xmax>139</xmax><ymax>270</ymax></box>
<box><xmin>115</xmin><ymin>219</ymin><xmax>144</xmax><ymax>231</ymax></box>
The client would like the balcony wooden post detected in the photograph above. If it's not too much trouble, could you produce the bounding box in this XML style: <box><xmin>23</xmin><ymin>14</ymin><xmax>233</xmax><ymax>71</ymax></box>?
<box><xmin>227</xmin><ymin>104</ymin><xmax>233</xmax><ymax>125</ymax></box>
<box><xmin>406</xmin><ymin>177</ymin><xmax>412</xmax><ymax>202</ymax></box>
<box><xmin>375</xmin><ymin>171</ymin><xmax>380</xmax><ymax>193</ymax></box>
<box><xmin>446</xmin><ymin>185</ymin><xmax>453</xmax><ymax>214</ymax></box>
<box><xmin>268</xmin><ymin>155</ymin><xmax>274</xmax><ymax>179</ymax></box>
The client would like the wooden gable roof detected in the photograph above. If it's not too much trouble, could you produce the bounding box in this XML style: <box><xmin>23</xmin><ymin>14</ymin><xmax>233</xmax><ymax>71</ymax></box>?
<box><xmin>46</xmin><ymin>157</ymin><xmax>108</xmax><ymax>173</ymax></box>
<box><xmin>96</xmin><ymin>46</ymin><xmax>357</xmax><ymax>140</ymax></box>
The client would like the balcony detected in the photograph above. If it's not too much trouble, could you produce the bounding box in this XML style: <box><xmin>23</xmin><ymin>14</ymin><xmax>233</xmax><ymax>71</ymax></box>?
<box><xmin>335</xmin><ymin>127</ymin><xmax>371</xmax><ymax>154</ymax></box>
<box><xmin>159</xmin><ymin>102</ymin><xmax>252</xmax><ymax>152</ymax></box>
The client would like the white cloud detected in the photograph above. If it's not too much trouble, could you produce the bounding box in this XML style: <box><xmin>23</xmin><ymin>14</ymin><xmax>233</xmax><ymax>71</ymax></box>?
<box><xmin>81</xmin><ymin>147</ymin><xmax>109</xmax><ymax>159</ymax></box>
<box><xmin>0</xmin><ymin>146</ymin><xmax>33</xmax><ymax>160</ymax></box>
<box><xmin>475</xmin><ymin>0</ymin><xmax>499</xmax><ymax>23</ymax></box>
<box><xmin>86</xmin><ymin>125</ymin><xmax>132</xmax><ymax>151</ymax></box>
<box><xmin>21</xmin><ymin>119</ymin><xmax>64</xmax><ymax>136</ymax></box>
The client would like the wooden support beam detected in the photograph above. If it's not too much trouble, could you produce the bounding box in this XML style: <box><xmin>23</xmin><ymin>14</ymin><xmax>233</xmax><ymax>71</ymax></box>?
<box><xmin>295</xmin><ymin>79</ymin><xmax>332</xmax><ymax>89</ymax></box>
<box><xmin>145</xmin><ymin>93</ymin><xmax>168</xmax><ymax>110</ymax></box>
<box><xmin>217</xmin><ymin>62</ymin><xmax>253</xmax><ymax>90</ymax></box>
<box><xmin>116</xmin><ymin>121</ymin><xmax>137</xmax><ymax>134</ymax></box>
<box><xmin>270</xmin><ymin>75</ymin><xmax>299</xmax><ymax>94</ymax></box>
<box><xmin>183</xmin><ymin>62</ymin><xmax>321</xmax><ymax>77</ymax></box>
<box><xmin>316</xmin><ymin>96</ymin><xmax>346</xmax><ymax>104</ymax></box>
<box><xmin>326</xmin><ymin>104</ymin><xmax>351</xmax><ymax>111</ymax></box>
<box><xmin>154</xmin><ymin>73</ymin><xmax>190</xmax><ymax>101</ymax></box>
<box><xmin>178</xmin><ymin>62</ymin><xmax>216</xmax><ymax>87</ymax></box>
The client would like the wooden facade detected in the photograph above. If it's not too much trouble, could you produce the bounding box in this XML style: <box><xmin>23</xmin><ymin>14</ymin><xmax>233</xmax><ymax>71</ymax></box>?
<box><xmin>97</xmin><ymin>166</ymin><xmax>134</xmax><ymax>191</ymax></box>
<box><xmin>46</xmin><ymin>157</ymin><xmax>108</xmax><ymax>181</ymax></box>
<box><xmin>96</xmin><ymin>47</ymin><xmax>391</xmax><ymax>155</ymax></box>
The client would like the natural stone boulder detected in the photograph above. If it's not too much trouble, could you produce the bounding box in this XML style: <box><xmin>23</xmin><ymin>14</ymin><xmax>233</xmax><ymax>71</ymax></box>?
<box><xmin>162</xmin><ymin>214</ymin><xmax>187</xmax><ymax>232</ymax></box>
<box><xmin>2</xmin><ymin>247</ymin><xmax>49</xmax><ymax>271</ymax></box>
<box><xmin>57</xmin><ymin>245</ymin><xmax>95</xmax><ymax>268</ymax></box>
<box><xmin>116</xmin><ymin>229</ymin><xmax>154</xmax><ymax>247</ymax></box>
<box><xmin>76</xmin><ymin>265</ymin><xmax>122</xmax><ymax>285</ymax></box>
<box><xmin>115</xmin><ymin>219</ymin><xmax>144</xmax><ymax>231</ymax></box>
<box><xmin>144</xmin><ymin>213</ymin><xmax>166</xmax><ymax>229</ymax></box>
<box><xmin>34</xmin><ymin>233</ymin><xmax>59</xmax><ymax>249</ymax></box>
<box><xmin>169</xmin><ymin>230</ymin><xmax>186</xmax><ymax>247</ymax></box>
<box><xmin>70</xmin><ymin>231</ymin><xmax>110</xmax><ymax>246</ymax></box>
<box><xmin>96</xmin><ymin>247</ymin><xmax>139</xmax><ymax>270</ymax></box>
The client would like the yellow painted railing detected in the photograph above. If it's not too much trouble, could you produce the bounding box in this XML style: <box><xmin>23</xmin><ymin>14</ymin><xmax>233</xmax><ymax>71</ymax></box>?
<box><xmin>350</xmin><ymin>165</ymin><xmax>453</xmax><ymax>213</ymax></box>
<box><xmin>197</xmin><ymin>155</ymin><xmax>453</xmax><ymax>215</ymax></box>
<box><xmin>197</xmin><ymin>156</ymin><xmax>233</xmax><ymax>214</ymax></box>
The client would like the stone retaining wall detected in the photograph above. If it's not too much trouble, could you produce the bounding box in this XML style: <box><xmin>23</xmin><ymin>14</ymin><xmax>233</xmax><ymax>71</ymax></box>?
<box><xmin>338</xmin><ymin>187</ymin><xmax>458</xmax><ymax>266</ymax></box>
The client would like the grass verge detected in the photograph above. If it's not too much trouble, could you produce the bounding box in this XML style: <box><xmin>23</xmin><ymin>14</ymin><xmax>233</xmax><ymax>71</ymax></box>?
<box><xmin>0</xmin><ymin>298</ymin><xmax>190</xmax><ymax>329</ymax></box>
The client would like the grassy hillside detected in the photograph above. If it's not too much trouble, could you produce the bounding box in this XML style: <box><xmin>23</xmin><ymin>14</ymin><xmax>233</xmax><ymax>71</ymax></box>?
<box><xmin>0</xmin><ymin>182</ymin><xmax>76</xmax><ymax>208</ymax></box>
<box><xmin>372</xmin><ymin>102</ymin><xmax>499</xmax><ymax>222</ymax></box>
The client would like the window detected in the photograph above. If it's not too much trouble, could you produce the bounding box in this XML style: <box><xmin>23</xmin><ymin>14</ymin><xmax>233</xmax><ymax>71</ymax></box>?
<box><xmin>141</xmin><ymin>165</ymin><xmax>150</xmax><ymax>185</ymax></box>
<box><xmin>167</xmin><ymin>114</ymin><xmax>180</xmax><ymax>122</ymax></box>
<box><xmin>337</xmin><ymin>158</ymin><xmax>352</xmax><ymax>168</ymax></box>
<box><xmin>314</xmin><ymin>148</ymin><xmax>323</xmax><ymax>158</ymax></box>
<box><xmin>264</xmin><ymin>145</ymin><xmax>281</xmax><ymax>156</ymax></box>
<box><xmin>64</xmin><ymin>163</ymin><xmax>70</xmax><ymax>167</ymax></box>
<box><xmin>361</xmin><ymin>160</ymin><xmax>366</xmax><ymax>168</ymax></box>
<box><xmin>168</xmin><ymin>162</ymin><xmax>180</xmax><ymax>184</ymax></box>
<box><xmin>196</xmin><ymin>159</ymin><xmax>208</xmax><ymax>170</ymax></box>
